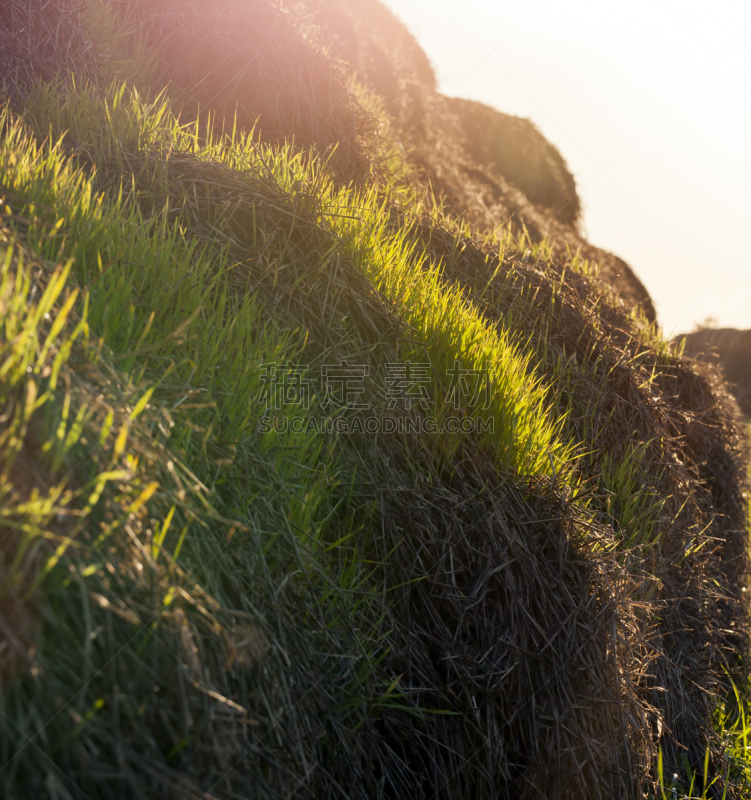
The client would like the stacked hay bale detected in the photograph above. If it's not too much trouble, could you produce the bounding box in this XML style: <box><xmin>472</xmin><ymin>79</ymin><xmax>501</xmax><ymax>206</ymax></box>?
<box><xmin>0</xmin><ymin>0</ymin><xmax>100</xmax><ymax>95</ymax></box>
<box><xmin>445</xmin><ymin>96</ymin><xmax>581</xmax><ymax>224</ymax></box>
<box><xmin>680</xmin><ymin>327</ymin><xmax>751</xmax><ymax>416</ymax></box>
<box><xmin>117</xmin><ymin>0</ymin><xmax>377</xmax><ymax>182</ymax></box>
<box><xmin>308</xmin><ymin>0</ymin><xmax>656</xmax><ymax>320</ymax></box>
<box><xmin>0</xmin><ymin>1</ymin><xmax>747</xmax><ymax>798</ymax></box>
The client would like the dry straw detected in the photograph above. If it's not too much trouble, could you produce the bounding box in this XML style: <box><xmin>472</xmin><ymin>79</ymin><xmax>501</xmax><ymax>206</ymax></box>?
<box><xmin>309</xmin><ymin>0</ymin><xmax>656</xmax><ymax>321</ymax></box>
<box><xmin>0</xmin><ymin>0</ymin><xmax>101</xmax><ymax>96</ymax></box>
<box><xmin>121</xmin><ymin>0</ymin><xmax>378</xmax><ymax>183</ymax></box>
<box><xmin>400</xmin><ymin>209</ymin><xmax>750</xmax><ymax>794</ymax></box>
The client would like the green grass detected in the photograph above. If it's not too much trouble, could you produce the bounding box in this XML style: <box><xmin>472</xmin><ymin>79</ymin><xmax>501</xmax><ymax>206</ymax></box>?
<box><xmin>0</xmin><ymin>65</ymin><xmax>747</xmax><ymax>797</ymax></box>
<box><xmin>0</xmin><ymin>77</ymin><xmax>579</xmax><ymax>792</ymax></box>
<box><xmin>647</xmin><ymin>677</ymin><xmax>751</xmax><ymax>799</ymax></box>
<box><xmin>0</xmin><ymin>81</ymin><xmax>592</xmax><ymax>636</ymax></box>
<box><xmin>2</xmin><ymin>80</ymin><xmax>575</xmax><ymax>478</ymax></box>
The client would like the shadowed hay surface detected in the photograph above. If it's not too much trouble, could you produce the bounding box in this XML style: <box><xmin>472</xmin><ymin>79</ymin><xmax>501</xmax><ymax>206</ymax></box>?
<box><xmin>339</xmin><ymin>444</ymin><xmax>655</xmax><ymax>800</ymax></box>
<box><xmin>400</xmin><ymin>211</ymin><xmax>750</xmax><ymax>790</ymax></box>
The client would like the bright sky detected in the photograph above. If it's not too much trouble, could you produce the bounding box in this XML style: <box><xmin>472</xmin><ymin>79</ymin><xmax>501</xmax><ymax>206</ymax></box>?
<box><xmin>381</xmin><ymin>0</ymin><xmax>751</xmax><ymax>335</ymax></box>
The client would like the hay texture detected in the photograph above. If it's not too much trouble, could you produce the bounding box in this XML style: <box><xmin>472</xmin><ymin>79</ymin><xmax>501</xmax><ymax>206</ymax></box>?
<box><xmin>0</xmin><ymin>0</ymin><xmax>100</xmax><ymax>96</ymax></box>
<box><xmin>680</xmin><ymin>327</ymin><xmax>751</xmax><ymax>416</ymax></box>
<box><xmin>0</xmin><ymin>1</ymin><xmax>748</xmax><ymax>798</ymax></box>
<box><xmin>122</xmin><ymin>0</ymin><xmax>377</xmax><ymax>181</ymax></box>
<box><xmin>308</xmin><ymin>0</ymin><xmax>656</xmax><ymax>320</ymax></box>
<box><xmin>405</xmin><ymin>212</ymin><xmax>750</xmax><ymax>794</ymax></box>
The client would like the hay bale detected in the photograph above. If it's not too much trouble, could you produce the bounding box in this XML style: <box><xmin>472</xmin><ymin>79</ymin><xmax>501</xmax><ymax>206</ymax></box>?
<box><xmin>0</xmin><ymin>0</ymin><xmax>100</xmax><ymax>97</ymax></box>
<box><xmin>680</xmin><ymin>327</ymin><xmax>751</xmax><ymax>416</ymax></box>
<box><xmin>307</xmin><ymin>0</ymin><xmax>656</xmax><ymax>321</ymax></box>
<box><xmin>308</xmin><ymin>0</ymin><xmax>437</xmax><ymax>118</ymax></box>
<box><xmin>120</xmin><ymin>0</ymin><xmax>376</xmax><ymax>181</ymax></box>
<box><xmin>444</xmin><ymin>97</ymin><xmax>581</xmax><ymax>225</ymax></box>
<box><xmin>2</xmin><ymin>2</ymin><xmax>746</xmax><ymax>793</ymax></box>
<box><xmin>149</xmin><ymin>141</ymin><xmax>745</xmax><ymax>794</ymax></box>
<box><xmin>339</xmin><ymin>450</ymin><xmax>655</xmax><ymax>799</ymax></box>
<box><xmin>403</xmin><ymin>215</ymin><xmax>749</xmax><ymax>795</ymax></box>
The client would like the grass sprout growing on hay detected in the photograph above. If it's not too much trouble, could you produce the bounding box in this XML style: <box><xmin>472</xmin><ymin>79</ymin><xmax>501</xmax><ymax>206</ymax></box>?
<box><xmin>650</xmin><ymin>677</ymin><xmax>751</xmax><ymax>799</ymax></box>
<box><xmin>0</xmin><ymin>56</ymin><xmax>746</xmax><ymax>798</ymax></box>
<box><xmin>3</xmin><ymin>81</ymin><xmax>573</xmax><ymax>480</ymax></box>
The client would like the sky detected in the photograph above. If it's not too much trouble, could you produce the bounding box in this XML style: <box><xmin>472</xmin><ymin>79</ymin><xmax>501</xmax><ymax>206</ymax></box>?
<box><xmin>381</xmin><ymin>0</ymin><xmax>751</xmax><ymax>335</ymax></box>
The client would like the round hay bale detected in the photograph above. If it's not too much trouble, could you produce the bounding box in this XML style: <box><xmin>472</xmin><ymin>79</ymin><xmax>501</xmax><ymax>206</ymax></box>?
<box><xmin>120</xmin><ymin>0</ymin><xmax>377</xmax><ymax>181</ymax></box>
<box><xmin>0</xmin><ymin>0</ymin><xmax>101</xmax><ymax>98</ymax></box>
